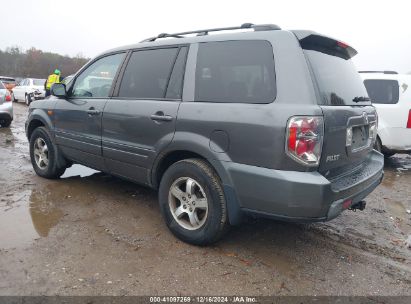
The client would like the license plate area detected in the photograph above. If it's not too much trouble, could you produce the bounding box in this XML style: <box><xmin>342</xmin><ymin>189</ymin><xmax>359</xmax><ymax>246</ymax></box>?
<box><xmin>351</xmin><ymin>125</ymin><xmax>369</xmax><ymax>151</ymax></box>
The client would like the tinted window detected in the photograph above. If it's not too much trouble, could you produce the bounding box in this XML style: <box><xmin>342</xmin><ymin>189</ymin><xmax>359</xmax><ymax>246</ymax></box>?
<box><xmin>195</xmin><ymin>40</ymin><xmax>276</xmax><ymax>103</ymax></box>
<box><xmin>165</xmin><ymin>47</ymin><xmax>188</xmax><ymax>99</ymax></box>
<box><xmin>304</xmin><ymin>50</ymin><xmax>370</xmax><ymax>106</ymax></box>
<box><xmin>363</xmin><ymin>79</ymin><xmax>399</xmax><ymax>104</ymax></box>
<box><xmin>33</xmin><ymin>79</ymin><xmax>45</xmax><ymax>86</ymax></box>
<box><xmin>72</xmin><ymin>53</ymin><xmax>125</xmax><ymax>98</ymax></box>
<box><xmin>119</xmin><ymin>48</ymin><xmax>179</xmax><ymax>99</ymax></box>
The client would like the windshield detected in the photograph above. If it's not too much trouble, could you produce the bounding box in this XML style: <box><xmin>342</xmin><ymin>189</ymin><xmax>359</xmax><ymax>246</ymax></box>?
<box><xmin>305</xmin><ymin>50</ymin><xmax>370</xmax><ymax>106</ymax></box>
<box><xmin>33</xmin><ymin>79</ymin><xmax>45</xmax><ymax>86</ymax></box>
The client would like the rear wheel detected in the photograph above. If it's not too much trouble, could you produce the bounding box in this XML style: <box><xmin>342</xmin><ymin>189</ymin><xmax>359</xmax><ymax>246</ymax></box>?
<box><xmin>29</xmin><ymin>127</ymin><xmax>66</xmax><ymax>178</ymax></box>
<box><xmin>25</xmin><ymin>93</ymin><xmax>32</xmax><ymax>106</ymax></box>
<box><xmin>374</xmin><ymin>137</ymin><xmax>395</xmax><ymax>158</ymax></box>
<box><xmin>374</xmin><ymin>137</ymin><xmax>382</xmax><ymax>153</ymax></box>
<box><xmin>159</xmin><ymin>158</ymin><xmax>229</xmax><ymax>245</ymax></box>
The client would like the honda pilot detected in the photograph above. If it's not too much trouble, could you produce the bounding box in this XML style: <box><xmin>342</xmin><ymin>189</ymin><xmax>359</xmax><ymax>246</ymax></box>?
<box><xmin>26</xmin><ymin>23</ymin><xmax>384</xmax><ymax>245</ymax></box>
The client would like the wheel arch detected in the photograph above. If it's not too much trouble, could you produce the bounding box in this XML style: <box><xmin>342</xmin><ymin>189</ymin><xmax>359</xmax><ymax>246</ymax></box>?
<box><xmin>26</xmin><ymin>110</ymin><xmax>53</xmax><ymax>141</ymax></box>
<box><xmin>151</xmin><ymin>147</ymin><xmax>242</xmax><ymax>225</ymax></box>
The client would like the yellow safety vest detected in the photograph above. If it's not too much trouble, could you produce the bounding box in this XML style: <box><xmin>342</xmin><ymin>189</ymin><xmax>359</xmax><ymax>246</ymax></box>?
<box><xmin>46</xmin><ymin>74</ymin><xmax>60</xmax><ymax>89</ymax></box>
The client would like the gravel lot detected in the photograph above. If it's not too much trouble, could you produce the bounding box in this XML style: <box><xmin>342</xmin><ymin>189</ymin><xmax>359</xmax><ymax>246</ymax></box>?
<box><xmin>0</xmin><ymin>102</ymin><xmax>410</xmax><ymax>296</ymax></box>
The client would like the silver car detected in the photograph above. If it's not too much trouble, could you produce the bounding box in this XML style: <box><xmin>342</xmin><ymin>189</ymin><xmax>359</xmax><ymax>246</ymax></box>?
<box><xmin>0</xmin><ymin>81</ymin><xmax>13</xmax><ymax>127</ymax></box>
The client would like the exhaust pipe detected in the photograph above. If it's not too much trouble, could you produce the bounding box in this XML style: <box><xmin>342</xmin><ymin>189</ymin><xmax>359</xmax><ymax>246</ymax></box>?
<box><xmin>349</xmin><ymin>200</ymin><xmax>366</xmax><ymax>211</ymax></box>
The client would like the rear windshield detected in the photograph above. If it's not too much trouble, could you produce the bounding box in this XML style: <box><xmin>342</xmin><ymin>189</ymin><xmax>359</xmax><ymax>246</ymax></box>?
<box><xmin>363</xmin><ymin>79</ymin><xmax>399</xmax><ymax>104</ymax></box>
<box><xmin>33</xmin><ymin>79</ymin><xmax>45</xmax><ymax>86</ymax></box>
<box><xmin>304</xmin><ymin>50</ymin><xmax>370</xmax><ymax>106</ymax></box>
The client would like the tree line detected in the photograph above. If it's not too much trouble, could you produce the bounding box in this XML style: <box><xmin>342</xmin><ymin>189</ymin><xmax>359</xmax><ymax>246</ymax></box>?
<box><xmin>0</xmin><ymin>46</ymin><xmax>89</xmax><ymax>79</ymax></box>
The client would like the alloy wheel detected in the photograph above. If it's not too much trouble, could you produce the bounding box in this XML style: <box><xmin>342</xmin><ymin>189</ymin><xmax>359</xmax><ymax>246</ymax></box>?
<box><xmin>168</xmin><ymin>177</ymin><xmax>209</xmax><ymax>230</ymax></box>
<box><xmin>33</xmin><ymin>138</ymin><xmax>49</xmax><ymax>169</ymax></box>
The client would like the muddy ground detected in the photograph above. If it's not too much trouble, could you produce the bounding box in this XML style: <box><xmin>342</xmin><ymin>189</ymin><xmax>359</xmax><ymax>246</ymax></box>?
<box><xmin>0</xmin><ymin>103</ymin><xmax>410</xmax><ymax>296</ymax></box>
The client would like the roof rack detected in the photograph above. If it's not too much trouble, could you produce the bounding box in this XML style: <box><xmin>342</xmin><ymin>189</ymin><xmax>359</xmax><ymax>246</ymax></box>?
<box><xmin>140</xmin><ymin>23</ymin><xmax>281</xmax><ymax>42</ymax></box>
<box><xmin>358</xmin><ymin>71</ymin><xmax>398</xmax><ymax>74</ymax></box>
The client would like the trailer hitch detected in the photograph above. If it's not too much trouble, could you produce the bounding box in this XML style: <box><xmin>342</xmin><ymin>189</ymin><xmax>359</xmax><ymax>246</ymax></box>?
<box><xmin>349</xmin><ymin>200</ymin><xmax>366</xmax><ymax>212</ymax></box>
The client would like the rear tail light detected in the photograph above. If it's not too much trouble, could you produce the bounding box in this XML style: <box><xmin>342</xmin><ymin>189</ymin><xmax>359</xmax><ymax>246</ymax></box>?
<box><xmin>369</xmin><ymin>121</ymin><xmax>378</xmax><ymax>144</ymax></box>
<box><xmin>5</xmin><ymin>92</ymin><xmax>12</xmax><ymax>102</ymax></box>
<box><xmin>407</xmin><ymin>110</ymin><xmax>411</xmax><ymax>129</ymax></box>
<box><xmin>286</xmin><ymin>116</ymin><xmax>324</xmax><ymax>166</ymax></box>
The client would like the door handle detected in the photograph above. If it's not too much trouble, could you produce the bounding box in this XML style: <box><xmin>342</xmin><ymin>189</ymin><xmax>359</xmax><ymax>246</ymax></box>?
<box><xmin>87</xmin><ymin>108</ymin><xmax>100</xmax><ymax>116</ymax></box>
<box><xmin>150</xmin><ymin>113</ymin><xmax>173</xmax><ymax>122</ymax></box>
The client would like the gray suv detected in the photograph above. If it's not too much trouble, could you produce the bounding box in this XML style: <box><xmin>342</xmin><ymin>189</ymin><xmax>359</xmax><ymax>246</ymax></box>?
<box><xmin>26</xmin><ymin>23</ymin><xmax>384</xmax><ymax>245</ymax></box>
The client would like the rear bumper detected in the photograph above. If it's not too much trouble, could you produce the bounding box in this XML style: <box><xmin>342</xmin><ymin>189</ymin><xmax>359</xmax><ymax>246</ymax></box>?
<box><xmin>223</xmin><ymin>150</ymin><xmax>384</xmax><ymax>222</ymax></box>
<box><xmin>0</xmin><ymin>103</ymin><xmax>13</xmax><ymax>121</ymax></box>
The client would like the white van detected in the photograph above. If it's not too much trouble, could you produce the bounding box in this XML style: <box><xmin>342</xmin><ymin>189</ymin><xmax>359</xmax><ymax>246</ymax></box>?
<box><xmin>360</xmin><ymin>71</ymin><xmax>411</xmax><ymax>156</ymax></box>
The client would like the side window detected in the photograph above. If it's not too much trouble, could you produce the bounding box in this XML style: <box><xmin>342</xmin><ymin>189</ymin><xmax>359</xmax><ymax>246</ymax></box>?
<box><xmin>363</xmin><ymin>79</ymin><xmax>399</xmax><ymax>104</ymax></box>
<box><xmin>71</xmin><ymin>53</ymin><xmax>125</xmax><ymax>98</ymax></box>
<box><xmin>165</xmin><ymin>47</ymin><xmax>188</xmax><ymax>99</ymax></box>
<box><xmin>118</xmin><ymin>48</ymin><xmax>179</xmax><ymax>99</ymax></box>
<box><xmin>195</xmin><ymin>40</ymin><xmax>276</xmax><ymax>103</ymax></box>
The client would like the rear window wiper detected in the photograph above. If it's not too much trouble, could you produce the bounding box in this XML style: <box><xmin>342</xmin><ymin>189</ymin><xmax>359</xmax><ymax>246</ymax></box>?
<box><xmin>352</xmin><ymin>96</ymin><xmax>371</xmax><ymax>103</ymax></box>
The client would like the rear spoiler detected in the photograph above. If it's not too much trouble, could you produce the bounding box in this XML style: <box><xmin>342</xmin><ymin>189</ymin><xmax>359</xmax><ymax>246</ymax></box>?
<box><xmin>292</xmin><ymin>30</ymin><xmax>358</xmax><ymax>60</ymax></box>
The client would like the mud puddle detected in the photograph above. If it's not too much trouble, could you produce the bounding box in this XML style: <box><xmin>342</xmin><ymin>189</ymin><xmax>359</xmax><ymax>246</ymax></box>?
<box><xmin>0</xmin><ymin>189</ymin><xmax>63</xmax><ymax>249</ymax></box>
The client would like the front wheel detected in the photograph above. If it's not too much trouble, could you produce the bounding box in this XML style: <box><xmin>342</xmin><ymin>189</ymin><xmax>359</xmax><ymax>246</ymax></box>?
<box><xmin>29</xmin><ymin>127</ymin><xmax>66</xmax><ymax>179</ymax></box>
<box><xmin>158</xmin><ymin>158</ymin><xmax>229</xmax><ymax>245</ymax></box>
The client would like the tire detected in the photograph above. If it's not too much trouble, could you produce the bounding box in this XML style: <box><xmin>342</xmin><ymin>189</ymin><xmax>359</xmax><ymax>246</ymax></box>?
<box><xmin>0</xmin><ymin>120</ymin><xmax>11</xmax><ymax>127</ymax></box>
<box><xmin>374</xmin><ymin>137</ymin><xmax>395</xmax><ymax>158</ymax></box>
<box><xmin>11</xmin><ymin>92</ymin><xmax>16</xmax><ymax>102</ymax></box>
<box><xmin>25</xmin><ymin>93</ymin><xmax>32</xmax><ymax>106</ymax></box>
<box><xmin>374</xmin><ymin>137</ymin><xmax>382</xmax><ymax>153</ymax></box>
<box><xmin>158</xmin><ymin>158</ymin><xmax>229</xmax><ymax>245</ymax></box>
<box><xmin>29</xmin><ymin>127</ymin><xmax>66</xmax><ymax>179</ymax></box>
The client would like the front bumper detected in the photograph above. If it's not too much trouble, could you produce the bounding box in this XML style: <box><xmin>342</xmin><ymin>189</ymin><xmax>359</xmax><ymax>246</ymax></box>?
<box><xmin>32</xmin><ymin>91</ymin><xmax>45</xmax><ymax>100</ymax></box>
<box><xmin>223</xmin><ymin>150</ymin><xmax>384</xmax><ymax>222</ymax></box>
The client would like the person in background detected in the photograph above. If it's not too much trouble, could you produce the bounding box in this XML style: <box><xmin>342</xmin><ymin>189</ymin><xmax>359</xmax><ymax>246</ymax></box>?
<box><xmin>45</xmin><ymin>69</ymin><xmax>61</xmax><ymax>97</ymax></box>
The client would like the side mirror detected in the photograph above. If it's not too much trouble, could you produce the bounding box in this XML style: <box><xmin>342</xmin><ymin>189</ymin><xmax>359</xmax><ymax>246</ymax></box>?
<box><xmin>51</xmin><ymin>83</ymin><xmax>67</xmax><ymax>98</ymax></box>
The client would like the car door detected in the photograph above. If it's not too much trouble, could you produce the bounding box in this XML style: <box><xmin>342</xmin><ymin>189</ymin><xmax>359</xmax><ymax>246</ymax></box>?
<box><xmin>14</xmin><ymin>79</ymin><xmax>26</xmax><ymax>100</ymax></box>
<box><xmin>102</xmin><ymin>46</ymin><xmax>188</xmax><ymax>184</ymax></box>
<box><xmin>53</xmin><ymin>52</ymin><xmax>126</xmax><ymax>170</ymax></box>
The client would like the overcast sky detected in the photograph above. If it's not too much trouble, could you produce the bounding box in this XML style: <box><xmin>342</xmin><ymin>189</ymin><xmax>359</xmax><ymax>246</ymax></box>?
<box><xmin>2</xmin><ymin>0</ymin><xmax>410</xmax><ymax>73</ymax></box>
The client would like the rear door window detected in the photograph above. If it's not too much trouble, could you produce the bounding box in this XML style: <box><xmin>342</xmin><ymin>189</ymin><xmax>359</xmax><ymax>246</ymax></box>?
<box><xmin>165</xmin><ymin>47</ymin><xmax>188</xmax><ymax>99</ymax></box>
<box><xmin>118</xmin><ymin>47</ymin><xmax>179</xmax><ymax>99</ymax></box>
<box><xmin>363</xmin><ymin>79</ymin><xmax>399</xmax><ymax>104</ymax></box>
<box><xmin>195</xmin><ymin>40</ymin><xmax>276</xmax><ymax>103</ymax></box>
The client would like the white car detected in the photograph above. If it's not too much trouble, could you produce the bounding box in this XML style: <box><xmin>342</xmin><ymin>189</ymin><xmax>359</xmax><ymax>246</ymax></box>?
<box><xmin>13</xmin><ymin>78</ymin><xmax>46</xmax><ymax>105</ymax></box>
<box><xmin>360</xmin><ymin>71</ymin><xmax>411</xmax><ymax>156</ymax></box>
